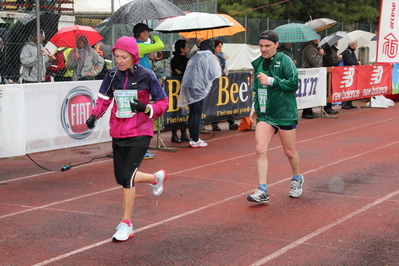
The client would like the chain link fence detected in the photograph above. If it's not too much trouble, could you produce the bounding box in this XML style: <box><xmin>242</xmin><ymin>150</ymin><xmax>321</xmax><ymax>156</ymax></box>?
<box><xmin>0</xmin><ymin>0</ymin><xmax>376</xmax><ymax>83</ymax></box>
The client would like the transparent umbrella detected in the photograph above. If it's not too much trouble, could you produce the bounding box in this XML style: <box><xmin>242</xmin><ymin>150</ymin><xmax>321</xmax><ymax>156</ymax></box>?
<box><xmin>336</xmin><ymin>30</ymin><xmax>376</xmax><ymax>54</ymax></box>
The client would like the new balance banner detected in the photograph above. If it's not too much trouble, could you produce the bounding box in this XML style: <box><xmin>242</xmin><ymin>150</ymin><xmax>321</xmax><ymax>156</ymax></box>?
<box><xmin>331</xmin><ymin>64</ymin><xmax>392</xmax><ymax>102</ymax></box>
<box><xmin>163</xmin><ymin>72</ymin><xmax>252</xmax><ymax>130</ymax></box>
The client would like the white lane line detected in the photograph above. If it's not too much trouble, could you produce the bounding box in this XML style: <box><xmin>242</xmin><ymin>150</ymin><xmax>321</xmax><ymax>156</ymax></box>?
<box><xmin>0</xmin><ymin>187</ymin><xmax>120</xmax><ymax>219</ymax></box>
<box><xmin>249</xmin><ymin>188</ymin><xmax>399</xmax><ymax>266</ymax></box>
<box><xmin>7</xmin><ymin>134</ymin><xmax>387</xmax><ymax>220</ymax></box>
<box><xmin>3</xmin><ymin>116</ymin><xmax>396</xmax><ymax>185</ymax></box>
<box><xmin>0</xmin><ymin>151</ymin><xmax>254</xmax><ymax>220</ymax></box>
<box><xmin>32</xmin><ymin>191</ymin><xmax>251</xmax><ymax>266</ymax></box>
<box><xmin>30</xmin><ymin>140</ymin><xmax>399</xmax><ymax>266</ymax></box>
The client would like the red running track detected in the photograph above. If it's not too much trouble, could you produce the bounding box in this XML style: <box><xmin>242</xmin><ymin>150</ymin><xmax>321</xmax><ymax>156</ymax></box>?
<box><xmin>1</xmin><ymin>100</ymin><xmax>399</xmax><ymax>265</ymax></box>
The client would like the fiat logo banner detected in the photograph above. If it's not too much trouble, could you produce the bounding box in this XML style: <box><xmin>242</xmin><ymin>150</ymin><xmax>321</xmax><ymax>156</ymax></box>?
<box><xmin>61</xmin><ymin>86</ymin><xmax>95</xmax><ymax>139</ymax></box>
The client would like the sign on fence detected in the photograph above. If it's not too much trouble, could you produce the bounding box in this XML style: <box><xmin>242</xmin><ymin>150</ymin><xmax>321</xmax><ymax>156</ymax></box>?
<box><xmin>331</xmin><ymin>64</ymin><xmax>392</xmax><ymax>102</ymax></box>
<box><xmin>163</xmin><ymin>72</ymin><xmax>253</xmax><ymax>130</ymax></box>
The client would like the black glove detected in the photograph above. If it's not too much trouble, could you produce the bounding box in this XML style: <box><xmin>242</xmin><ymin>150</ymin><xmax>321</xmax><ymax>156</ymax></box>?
<box><xmin>86</xmin><ymin>114</ymin><xmax>96</xmax><ymax>129</ymax></box>
<box><xmin>130</xmin><ymin>99</ymin><xmax>147</xmax><ymax>113</ymax></box>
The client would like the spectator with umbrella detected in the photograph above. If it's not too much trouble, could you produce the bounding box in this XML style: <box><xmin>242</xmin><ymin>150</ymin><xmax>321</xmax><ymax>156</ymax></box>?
<box><xmin>67</xmin><ymin>35</ymin><xmax>104</xmax><ymax>81</ymax></box>
<box><xmin>211</xmin><ymin>39</ymin><xmax>239</xmax><ymax>131</ymax></box>
<box><xmin>169</xmin><ymin>39</ymin><xmax>190</xmax><ymax>143</ymax></box>
<box><xmin>49</xmin><ymin>25</ymin><xmax>105</xmax><ymax>81</ymax></box>
<box><xmin>20</xmin><ymin>29</ymin><xmax>55</xmax><ymax>83</ymax></box>
<box><xmin>322</xmin><ymin>41</ymin><xmax>342</xmax><ymax>114</ymax></box>
<box><xmin>133</xmin><ymin>23</ymin><xmax>165</xmax><ymax>159</ymax></box>
<box><xmin>301</xmin><ymin>35</ymin><xmax>324</xmax><ymax>119</ymax></box>
<box><xmin>177</xmin><ymin>39</ymin><xmax>222</xmax><ymax>148</ymax></box>
<box><xmin>341</xmin><ymin>40</ymin><xmax>361</xmax><ymax>109</ymax></box>
<box><xmin>4</xmin><ymin>11</ymin><xmax>60</xmax><ymax>83</ymax></box>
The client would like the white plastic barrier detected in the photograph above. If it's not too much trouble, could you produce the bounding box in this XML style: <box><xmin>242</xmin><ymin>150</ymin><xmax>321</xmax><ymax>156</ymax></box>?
<box><xmin>0</xmin><ymin>81</ymin><xmax>111</xmax><ymax>158</ymax></box>
<box><xmin>0</xmin><ymin>67</ymin><xmax>327</xmax><ymax>159</ymax></box>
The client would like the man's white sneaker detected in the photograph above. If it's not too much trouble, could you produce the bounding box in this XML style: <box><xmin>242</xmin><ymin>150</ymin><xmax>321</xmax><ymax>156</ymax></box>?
<box><xmin>150</xmin><ymin>169</ymin><xmax>167</xmax><ymax>196</ymax></box>
<box><xmin>189</xmin><ymin>138</ymin><xmax>208</xmax><ymax>148</ymax></box>
<box><xmin>112</xmin><ymin>222</ymin><xmax>134</xmax><ymax>241</ymax></box>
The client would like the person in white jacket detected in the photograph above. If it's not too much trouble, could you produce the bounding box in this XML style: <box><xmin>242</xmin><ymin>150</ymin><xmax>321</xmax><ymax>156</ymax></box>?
<box><xmin>20</xmin><ymin>30</ymin><xmax>55</xmax><ymax>83</ymax></box>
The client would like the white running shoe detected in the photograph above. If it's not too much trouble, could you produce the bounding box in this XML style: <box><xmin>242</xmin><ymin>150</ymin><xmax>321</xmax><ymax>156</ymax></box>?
<box><xmin>289</xmin><ymin>175</ymin><xmax>304</xmax><ymax>198</ymax></box>
<box><xmin>247</xmin><ymin>188</ymin><xmax>269</xmax><ymax>203</ymax></box>
<box><xmin>189</xmin><ymin>138</ymin><xmax>208</xmax><ymax>148</ymax></box>
<box><xmin>112</xmin><ymin>222</ymin><xmax>134</xmax><ymax>241</ymax></box>
<box><xmin>150</xmin><ymin>169</ymin><xmax>168</xmax><ymax>196</ymax></box>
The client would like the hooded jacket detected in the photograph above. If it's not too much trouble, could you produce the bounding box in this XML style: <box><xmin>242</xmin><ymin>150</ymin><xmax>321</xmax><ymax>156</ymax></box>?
<box><xmin>91</xmin><ymin>65</ymin><xmax>168</xmax><ymax>138</ymax></box>
<box><xmin>91</xmin><ymin>36</ymin><xmax>168</xmax><ymax>139</ymax></box>
<box><xmin>20</xmin><ymin>41</ymin><xmax>51</xmax><ymax>82</ymax></box>
<box><xmin>177</xmin><ymin>50</ymin><xmax>221</xmax><ymax>109</ymax></box>
<box><xmin>67</xmin><ymin>35</ymin><xmax>104</xmax><ymax>80</ymax></box>
<box><xmin>251</xmin><ymin>51</ymin><xmax>299</xmax><ymax>126</ymax></box>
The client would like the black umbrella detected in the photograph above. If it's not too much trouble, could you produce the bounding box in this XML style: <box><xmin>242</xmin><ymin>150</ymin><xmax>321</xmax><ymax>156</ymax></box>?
<box><xmin>5</xmin><ymin>11</ymin><xmax>60</xmax><ymax>62</ymax></box>
<box><xmin>4</xmin><ymin>11</ymin><xmax>60</xmax><ymax>80</ymax></box>
<box><xmin>108</xmin><ymin>0</ymin><xmax>185</xmax><ymax>25</ymax></box>
<box><xmin>95</xmin><ymin>17</ymin><xmax>135</xmax><ymax>46</ymax></box>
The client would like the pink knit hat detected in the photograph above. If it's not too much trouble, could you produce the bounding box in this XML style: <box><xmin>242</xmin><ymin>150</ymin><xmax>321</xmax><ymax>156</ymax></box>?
<box><xmin>112</xmin><ymin>36</ymin><xmax>140</xmax><ymax>65</ymax></box>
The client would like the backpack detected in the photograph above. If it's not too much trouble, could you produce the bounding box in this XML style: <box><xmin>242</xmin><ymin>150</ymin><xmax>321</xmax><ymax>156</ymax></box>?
<box><xmin>47</xmin><ymin>47</ymin><xmax>68</xmax><ymax>77</ymax></box>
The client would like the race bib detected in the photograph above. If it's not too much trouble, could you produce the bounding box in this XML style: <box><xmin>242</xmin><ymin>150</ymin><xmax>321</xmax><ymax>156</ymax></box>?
<box><xmin>258</xmin><ymin>87</ymin><xmax>267</xmax><ymax>113</ymax></box>
<box><xmin>114</xmin><ymin>90</ymin><xmax>138</xmax><ymax>118</ymax></box>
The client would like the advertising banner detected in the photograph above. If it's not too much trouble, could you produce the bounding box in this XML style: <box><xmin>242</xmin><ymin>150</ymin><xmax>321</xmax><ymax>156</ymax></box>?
<box><xmin>24</xmin><ymin>81</ymin><xmax>112</xmax><ymax>154</ymax></box>
<box><xmin>0</xmin><ymin>86</ymin><xmax>26</xmax><ymax>158</ymax></box>
<box><xmin>331</xmin><ymin>64</ymin><xmax>392</xmax><ymax>102</ymax></box>
<box><xmin>296</xmin><ymin>67</ymin><xmax>327</xmax><ymax>109</ymax></box>
<box><xmin>393</xmin><ymin>63</ymin><xmax>399</xmax><ymax>94</ymax></box>
<box><xmin>0</xmin><ymin>81</ymin><xmax>111</xmax><ymax>158</ymax></box>
<box><xmin>163</xmin><ymin>72</ymin><xmax>252</xmax><ymax>130</ymax></box>
<box><xmin>377</xmin><ymin>0</ymin><xmax>399</xmax><ymax>63</ymax></box>
<box><xmin>0</xmin><ymin>68</ymin><xmax>334</xmax><ymax>158</ymax></box>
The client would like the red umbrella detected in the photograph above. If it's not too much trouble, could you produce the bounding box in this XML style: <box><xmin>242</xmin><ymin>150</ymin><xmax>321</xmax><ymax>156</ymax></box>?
<box><xmin>49</xmin><ymin>25</ymin><xmax>103</xmax><ymax>48</ymax></box>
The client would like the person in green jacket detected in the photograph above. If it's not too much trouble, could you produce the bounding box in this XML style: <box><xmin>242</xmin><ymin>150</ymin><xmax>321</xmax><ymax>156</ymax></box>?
<box><xmin>133</xmin><ymin>23</ymin><xmax>165</xmax><ymax>70</ymax></box>
<box><xmin>247</xmin><ymin>30</ymin><xmax>304</xmax><ymax>204</ymax></box>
